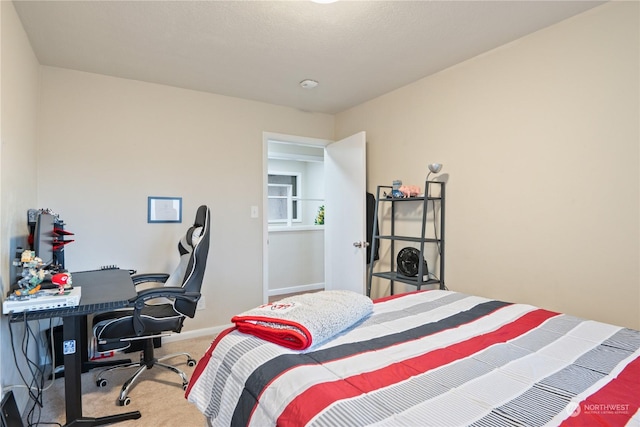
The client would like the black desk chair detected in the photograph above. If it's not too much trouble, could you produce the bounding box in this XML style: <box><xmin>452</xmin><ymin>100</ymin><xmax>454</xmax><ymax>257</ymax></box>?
<box><xmin>92</xmin><ymin>205</ymin><xmax>210</xmax><ymax>406</ymax></box>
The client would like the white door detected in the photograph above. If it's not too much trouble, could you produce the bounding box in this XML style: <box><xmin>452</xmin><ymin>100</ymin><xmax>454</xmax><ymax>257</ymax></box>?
<box><xmin>324</xmin><ymin>132</ymin><xmax>367</xmax><ymax>294</ymax></box>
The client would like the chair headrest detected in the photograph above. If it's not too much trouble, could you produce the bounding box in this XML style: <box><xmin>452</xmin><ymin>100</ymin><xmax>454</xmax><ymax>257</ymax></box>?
<box><xmin>179</xmin><ymin>226</ymin><xmax>201</xmax><ymax>255</ymax></box>
<box><xmin>177</xmin><ymin>205</ymin><xmax>209</xmax><ymax>256</ymax></box>
<box><xmin>187</xmin><ymin>226</ymin><xmax>203</xmax><ymax>247</ymax></box>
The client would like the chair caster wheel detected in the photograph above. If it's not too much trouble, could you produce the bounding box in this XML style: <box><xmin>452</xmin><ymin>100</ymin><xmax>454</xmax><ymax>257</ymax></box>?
<box><xmin>118</xmin><ymin>397</ymin><xmax>131</xmax><ymax>406</ymax></box>
<box><xmin>96</xmin><ymin>379</ymin><xmax>108</xmax><ymax>388</ymax></box>
<box><xmin>187</xmin><ymin>358</ymin><xmax>197</xmax><ymax>367</ymax></box>
<box><xmin>182</xmin><ymin>382</ymin><xmax>188</xmax><ymax>391</ymax></box>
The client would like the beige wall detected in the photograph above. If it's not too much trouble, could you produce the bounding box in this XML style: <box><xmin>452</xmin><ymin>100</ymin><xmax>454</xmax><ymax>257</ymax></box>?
<box><xmin>36</xmin><ymin>67</ymin><xmax>334</xmax><ymax>331</ymax></box>
<box><xmin>337</xmin><ymin>2</ymin><xmax>640</xmax><ymax>329</ymax></box>
<box><xmin>1</xmin><ymin>0</ymin><xmax>41</xmax><ymax>405</ymax></box>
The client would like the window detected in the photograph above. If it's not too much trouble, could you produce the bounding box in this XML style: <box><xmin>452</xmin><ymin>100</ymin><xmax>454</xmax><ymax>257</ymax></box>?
<box><xmin>268</xmin><ymin>173</ymin><xmax>301</xmax><ymax>225</ymax></box>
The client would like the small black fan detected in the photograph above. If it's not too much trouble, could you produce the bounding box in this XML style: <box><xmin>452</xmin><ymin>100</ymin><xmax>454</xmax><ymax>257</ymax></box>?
<box><xmin>397</xmin><ymin>247</ymin><xmax>428</xmax><ymax>277</ymax></box>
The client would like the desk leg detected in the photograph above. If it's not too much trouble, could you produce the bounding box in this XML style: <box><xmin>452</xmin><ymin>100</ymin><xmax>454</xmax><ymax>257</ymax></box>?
<box><xmin>63</xmin><ymin>316</ymin><xmax>141</xmax><ymax>426</ymax></box>
<box><xmin>63</xmin><ymin>315</ymin><xmax>83</xmax><ymax>422</ymax></box>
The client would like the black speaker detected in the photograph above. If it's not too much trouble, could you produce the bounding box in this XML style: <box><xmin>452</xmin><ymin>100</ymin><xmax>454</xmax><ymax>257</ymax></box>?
<box><xmin>1</xmin><ymin>391</ymin><xmax>24</xmax><ymax>427</ymax></box>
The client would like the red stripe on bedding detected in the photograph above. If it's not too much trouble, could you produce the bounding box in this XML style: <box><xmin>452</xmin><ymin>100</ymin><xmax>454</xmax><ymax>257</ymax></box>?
<box><xmin>560</xmin><ymin>355</ymin><xmax>640</xmax><ymax>427</ymax></box>
<box><xmin>184</xmin><ymin>326</ymin><xmax>235</xmax><ymax>397</ymax></box>
<box><xmin>276</xmin><ymin>308</ymin><xmax>559</xmax><ymax>427</ymax></box>
<box><xmin>372</xmin><ymin>290</ymin><xmax>429</xmax><ymax>304</ymax></box>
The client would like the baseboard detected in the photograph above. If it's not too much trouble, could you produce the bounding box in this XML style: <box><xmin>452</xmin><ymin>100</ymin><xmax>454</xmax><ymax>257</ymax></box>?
<box><xmin>162</xmin><ymin>324</ymin><xmax>232</xmax><ymax>344</ymax></box>
<box><xmin>268</xmin><ymin>282</ymin><xmax>324</xmax><ymax>297</ymax></box>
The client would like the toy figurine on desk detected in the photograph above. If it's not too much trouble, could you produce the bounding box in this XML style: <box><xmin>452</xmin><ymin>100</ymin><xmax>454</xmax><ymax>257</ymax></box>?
<box><xmin>11</xmin><ymin>250</ymin><xmax>72</xmax><ymax>298</ymax></box>
<box><xmin>14</xmin><ymin>250</ymin><xmax>46</xmax><ymax>296</ymax></box>
<box><xmin>51</xmin><ymin>272</ymin><xmax>72</xmax><ymax>294</ymax></box>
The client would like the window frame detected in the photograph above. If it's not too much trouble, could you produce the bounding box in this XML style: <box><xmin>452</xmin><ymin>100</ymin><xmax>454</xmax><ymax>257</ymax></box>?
<box><xmin>267</xmin><ymin>171</ymin><xmax>302</xmax><ymax>226</ymax></box>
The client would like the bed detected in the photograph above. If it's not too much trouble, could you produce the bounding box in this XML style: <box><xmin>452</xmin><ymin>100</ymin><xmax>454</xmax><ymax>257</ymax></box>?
<box><xmin>186</xmin><ymin>290</ymin><xmax>640</xmax><ymax>426</ymax></box>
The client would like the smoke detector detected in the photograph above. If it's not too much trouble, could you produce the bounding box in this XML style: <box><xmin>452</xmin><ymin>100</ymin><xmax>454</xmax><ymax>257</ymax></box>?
<box><xmin>300</xmin><ymin>79</ymin><xmax>319</xmax><ymax>89</ymax></box>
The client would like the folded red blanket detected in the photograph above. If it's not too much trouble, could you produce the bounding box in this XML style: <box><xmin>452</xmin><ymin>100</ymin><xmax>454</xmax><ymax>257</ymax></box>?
<box><xmin>231</xmin><ymin>290</ymin><xmax>373</xmax><ymax>350</ymax></box>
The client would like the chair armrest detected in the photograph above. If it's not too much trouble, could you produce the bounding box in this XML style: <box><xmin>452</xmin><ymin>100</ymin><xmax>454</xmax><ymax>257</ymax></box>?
<box><xmin>130</xmin><ymin>287</ymin><xmax>201</xmax><ymax>336</ymax></box>
<box><xmin>133</xmin><ymin>286</ymin><xmax>187</xmax><ymax>301</ymax></box>
<box><xmin>131</xmin><ymin>273</ymin><xmax>170</xmax><ymax>285</ymax></box>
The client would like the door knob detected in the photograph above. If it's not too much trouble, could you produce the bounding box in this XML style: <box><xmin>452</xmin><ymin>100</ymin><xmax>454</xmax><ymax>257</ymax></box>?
<box><xmin>353</xmin><ymin>241</ymin><xmax>370</xmax><ymax>248</ymax></box>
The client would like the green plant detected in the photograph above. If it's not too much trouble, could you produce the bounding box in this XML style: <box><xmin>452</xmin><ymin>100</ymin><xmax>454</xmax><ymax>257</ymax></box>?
<box><xmin>315</xmin><ymin>205</ymin><xmax>325</xmax><ymax>225</ymax></box>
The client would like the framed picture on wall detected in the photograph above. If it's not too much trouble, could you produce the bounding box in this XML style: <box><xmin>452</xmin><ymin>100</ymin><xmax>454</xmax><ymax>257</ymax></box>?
<box><xmin>148</xmin><ymin>196</ymin><xmax>182</xmax><ymax>223</ymax></box>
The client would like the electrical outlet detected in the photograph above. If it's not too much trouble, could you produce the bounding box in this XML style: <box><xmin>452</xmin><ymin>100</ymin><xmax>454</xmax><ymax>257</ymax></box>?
<box><xmin>197</xmin><ymin>296</ymin><xmax>206</xmax><ymax>311</ymax></box>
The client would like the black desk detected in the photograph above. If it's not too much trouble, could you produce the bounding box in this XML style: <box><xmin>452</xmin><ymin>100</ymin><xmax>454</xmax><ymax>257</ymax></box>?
<box><xmin>9</xmin><ymin>269</ymin><xmax>141</xmax><ymax>426</ymax></box>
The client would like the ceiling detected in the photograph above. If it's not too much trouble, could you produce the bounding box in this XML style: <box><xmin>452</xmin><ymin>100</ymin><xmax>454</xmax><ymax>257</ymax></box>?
<box><xmin>13</xmin><ymin>0</ymin><xmax>604</xmax><ymax>114</ymax></box>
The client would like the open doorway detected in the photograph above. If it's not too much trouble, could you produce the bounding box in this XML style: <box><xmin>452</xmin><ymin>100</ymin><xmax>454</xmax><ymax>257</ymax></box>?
<box><xmin>262</xmin><ymin>133</ymin><xmax>331</xmax><ymax>303</ymax></box>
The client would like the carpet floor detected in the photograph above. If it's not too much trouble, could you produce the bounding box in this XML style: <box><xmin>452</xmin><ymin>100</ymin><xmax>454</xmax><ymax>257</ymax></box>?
<box><xmin>30</xmin><ymin>334</ymin><xmax>215</xmax><ymax>427</ymax></box>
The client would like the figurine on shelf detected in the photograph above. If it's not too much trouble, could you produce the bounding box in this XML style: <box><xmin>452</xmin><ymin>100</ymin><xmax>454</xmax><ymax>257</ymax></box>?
<box><xmin>388</xmin><ymin>181</ymin><xmax>421</xmax><ymax>198</ymax></box>
<box><xmin>399</xmin><ymin>185</ymin><xmax>421</xmax><ymax>197</ymax></box>
<box><xmin>391</xmin><ymin>180</ymin><xmax>404</xmax><ymax>198</ymax></box>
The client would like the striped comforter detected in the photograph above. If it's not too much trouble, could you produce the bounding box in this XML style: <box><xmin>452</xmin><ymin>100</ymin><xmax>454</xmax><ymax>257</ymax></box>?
<box><xmin>186</xmin><ymin>290</ymin><xmax>640</xmax><ymax>426</ymax></box>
